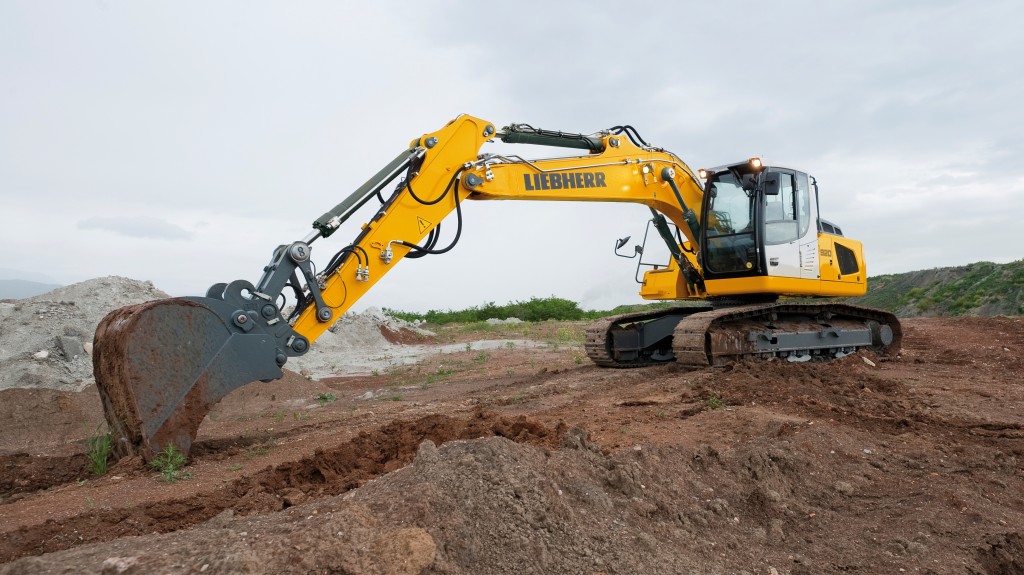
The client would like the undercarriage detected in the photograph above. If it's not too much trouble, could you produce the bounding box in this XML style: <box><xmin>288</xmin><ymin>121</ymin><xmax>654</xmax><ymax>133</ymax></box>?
<box><xmin>585</xmin><ymin>303</ymin><xmax>901</xmax><ymax>368</ymax></box>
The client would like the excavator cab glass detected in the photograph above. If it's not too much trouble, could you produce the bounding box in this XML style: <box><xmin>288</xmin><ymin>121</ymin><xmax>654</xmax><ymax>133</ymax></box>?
<box><xmin>702</xmin><ymin>171</ymin><xmax>758</xmax><ymax>274</ymax></box>
<box><xmin>763</xmin><ymin>170</ymin><xmax>811</xmax><ymax>245</ymax></box>
<box><xmin>762</xmin><ymin>172</ymin><xmax>781</xmax><ymax>195</ymax></box>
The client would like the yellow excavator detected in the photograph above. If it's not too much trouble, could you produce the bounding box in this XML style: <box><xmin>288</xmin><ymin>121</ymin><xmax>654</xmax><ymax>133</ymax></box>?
<box><xmin>93</xmin><ymin>114</ymin><xmax>900</xmax><ymax>460</ymax></box>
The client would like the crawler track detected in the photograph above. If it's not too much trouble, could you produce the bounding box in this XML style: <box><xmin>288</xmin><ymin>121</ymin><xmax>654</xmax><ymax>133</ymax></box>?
<box><xmin>587</xmin><ymin>303</ymin><xmax>901</xmax><ymax>368</ymax></box>
<box><xmin>585</xmin><ymin>306</ymin><xmax>713</xmax><ymax>368</ymax></box>
<box><xmin>673</xmin><ymin>302</ymin><xmax>901</xmax><ymax>367</ymax></box>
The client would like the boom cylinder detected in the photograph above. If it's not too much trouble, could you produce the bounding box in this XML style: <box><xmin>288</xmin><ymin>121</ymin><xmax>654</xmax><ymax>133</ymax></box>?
<box><xmin>500</xmin><ymin>124</ymin><xmax>605</xmax><ymax>152</ymax></box>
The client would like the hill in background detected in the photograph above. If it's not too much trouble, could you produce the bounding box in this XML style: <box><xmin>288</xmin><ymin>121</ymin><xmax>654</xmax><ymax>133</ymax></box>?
<box><xmin>390</xmin><ymin>260</ymin><xmax>1023</xmax><ymax>324</ymax></box>
<box><xmin>852</xmin><ymin>260</ymin><xmax>1023</xmax><ymax>317</ymax></box>
<box><xmin>0</xmin><ymin>279</ymin><xmax>63</xmax><ymax>300</ymax></box>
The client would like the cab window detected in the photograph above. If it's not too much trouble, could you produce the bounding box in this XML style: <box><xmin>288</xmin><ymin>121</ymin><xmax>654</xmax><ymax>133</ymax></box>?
<box><xmin>763</xmin><ymin>170</ymin><xmax>811</xmax><ymax>244</ymax></box>
<box><xmin>795</xmin><ymin>172</ymin><xmax>810</xmax><ymax>237</ymax></box>
<box><xmin>704</xmin><ymin>172</ymin><xmax>757</xmax><ymax>273</ymax></box>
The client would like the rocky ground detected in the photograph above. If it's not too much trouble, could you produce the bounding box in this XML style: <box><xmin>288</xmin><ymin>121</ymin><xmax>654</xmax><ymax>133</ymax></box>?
<box><xmin>0</xmin><ymin>282</ymin><xmax>1021</xmax><ymax>574</ymax></box>
<box><xmin>0</xmin><ymin>278</ymin><xmax>168</xmax><ymax>392</ymax></box>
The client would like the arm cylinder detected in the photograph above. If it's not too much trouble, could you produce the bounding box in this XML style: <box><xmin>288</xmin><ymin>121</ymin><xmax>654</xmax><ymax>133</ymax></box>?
<box><xmin>312</xmin><ymin>148</ymin><xmax>418</xmax><ymax>237</ymax></box>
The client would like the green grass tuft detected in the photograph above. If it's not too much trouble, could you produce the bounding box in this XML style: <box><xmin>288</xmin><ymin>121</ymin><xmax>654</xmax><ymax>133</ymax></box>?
<box><xmin>315</xmin><ymin>392</ymin><xmax>337</xmax><ymax>407</ymax></box>
<box><xmin>149</xmin><ymin>444</ymin><xmax>192</xmax><ymax>483</ymax></box>
<box><xmin>86</xmin><ymin>425</ymin><xmax>112</xmax><ymax>477</ymax></box>
<box><xmin>705</xmin><ymin>395</ymin><xmax>726</xmax><ymax>410</ymax></box>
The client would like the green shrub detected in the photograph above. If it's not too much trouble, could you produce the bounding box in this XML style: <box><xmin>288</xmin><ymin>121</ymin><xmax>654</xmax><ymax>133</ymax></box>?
<box><xmin>386</xmin><ymin>297</ymin><xmax>679</xmax><ymax>325</ymax></box>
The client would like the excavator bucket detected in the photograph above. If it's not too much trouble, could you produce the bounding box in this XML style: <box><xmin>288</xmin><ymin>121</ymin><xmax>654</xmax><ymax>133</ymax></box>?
<box><xmin>94</xmin><ymin>294</ymin><xmax>290</xmax><ymax>461</ymax></box>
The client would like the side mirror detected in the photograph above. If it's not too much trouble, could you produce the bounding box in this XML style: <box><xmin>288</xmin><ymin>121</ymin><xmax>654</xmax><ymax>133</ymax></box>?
<box><xmin>614</xmin><ymin>236</ymin><xmax>642</xmax><ymax>259</ymax></box>
<box><xmin>762</xmin><ymin>173</ymin><xmax>781</xmax><ymax>196</ymax></box>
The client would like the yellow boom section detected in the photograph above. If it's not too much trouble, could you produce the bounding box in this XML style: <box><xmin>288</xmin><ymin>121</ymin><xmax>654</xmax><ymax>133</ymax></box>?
<box><xmin>291</xmin><ymin>115</ymin><xmax>705</xmax><ymax>345</ymax></box>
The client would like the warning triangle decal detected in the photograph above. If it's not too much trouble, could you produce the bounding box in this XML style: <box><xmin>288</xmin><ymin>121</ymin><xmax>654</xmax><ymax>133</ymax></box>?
<box><xmin>417</xmin><ymin>216</ymin><xmax>431</xmax><ymax>234</ymax></box>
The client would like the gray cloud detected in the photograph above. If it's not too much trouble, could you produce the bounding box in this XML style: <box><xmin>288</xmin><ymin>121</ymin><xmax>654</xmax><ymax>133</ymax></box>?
<box><xmin>78</xmin><ymin>216</ymin><xmax>193</xmax><ymax>240</ymax></box>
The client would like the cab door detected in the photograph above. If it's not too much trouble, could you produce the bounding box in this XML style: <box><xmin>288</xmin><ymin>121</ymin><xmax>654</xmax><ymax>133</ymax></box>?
<box><xmin>798</xmin><ymin>173</ymin><xmax>819</xmax><ymax>279</ymax></box>
<box><xmin>762</xmin><ymin>169</ymin><xmax>816</xmax><ymax>279</ymax></box>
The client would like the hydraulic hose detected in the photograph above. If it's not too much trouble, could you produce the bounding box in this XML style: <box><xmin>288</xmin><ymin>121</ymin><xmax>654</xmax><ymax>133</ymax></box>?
<box><xmin>405</xmin><ymin>224</ymin><xmax>440</xmax><ymax>259</ymax></box>
<box><xmin>610</xmin><ymin>125</ymin><xmax>651</xmax><ymax>148</ymax></box>
<box><xmin>398</xmin><ymin>169</ymin><xmax>466</xmax><ymax>256</ymax></box>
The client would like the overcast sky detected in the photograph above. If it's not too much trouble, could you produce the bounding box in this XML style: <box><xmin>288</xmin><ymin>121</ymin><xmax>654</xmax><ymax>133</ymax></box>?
<box><xmin>2</xmin><ymin>1</ymin><xmax>1022</xmax><ymax>312</ymax></box>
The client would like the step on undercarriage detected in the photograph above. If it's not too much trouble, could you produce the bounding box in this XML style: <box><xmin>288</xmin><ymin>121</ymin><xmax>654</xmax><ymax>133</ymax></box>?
<box><xmin>585</xmin><ymin>303</ymin><xmax>901</xmax><ymax>368</ymax></box>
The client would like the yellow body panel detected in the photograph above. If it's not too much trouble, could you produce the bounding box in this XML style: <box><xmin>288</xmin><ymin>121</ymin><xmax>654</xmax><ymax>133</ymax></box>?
<box><xmin>703</xmin><ymin>276</ymin><xmax>833</xmax><ymax>297</ymax></box>
<box><xmin>817</xmin><ymin>233</ymin><xmax>868</xmax><ymax>289</ymax></box>
<box><xmin>639</xmin><ymin>261</ymin><xmax>696</xmax><ymax>300</ymax></box>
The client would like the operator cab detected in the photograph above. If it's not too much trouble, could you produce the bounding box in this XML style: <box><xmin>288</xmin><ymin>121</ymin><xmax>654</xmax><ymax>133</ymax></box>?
<box><xmin>698</xmin><ymin>159</ymin><xmax>818</xmax><ymax>282</ymax></box>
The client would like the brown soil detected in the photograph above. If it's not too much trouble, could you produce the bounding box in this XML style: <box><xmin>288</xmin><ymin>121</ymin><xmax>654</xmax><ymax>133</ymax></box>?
<box><xmin>0</xmin><ymin>317</ymin><xmax>1022</xmax><ymax>574</ymax></box>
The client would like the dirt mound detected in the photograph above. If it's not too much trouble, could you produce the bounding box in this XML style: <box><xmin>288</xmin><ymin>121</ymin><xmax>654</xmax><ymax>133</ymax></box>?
<box><xmin>332</xmin><ymin>307</ymin><xmax>434</xmax><ymax>341</ymax></box>
<box><xmin>288</xmin><ymin>307</ymin><xmax>442</xmax><ymax>378</ymax></box>
<box><xmin>9</xmin><ymin>427</ymin><xmax>1022</xmax><ymax>574</ymax></box>
<box><xmin>0</xmin><ymin>277</ymin><xmax>168</xmax><ymax>391</ymax></box>
<box><xmin>289</xmin><ymin>306</ymin><xmax>542</xmax><ymax>380</ymax></box>
<box><xmin>0</xmin><ymin>411</ymin><xmax>559</xmax><ymax>563</ymax></box>
<box><xmin>0</xmin><ymin>280</ymin><xmax>437</xmax><ymax>389</ymax></box>
<box><xmin>975</xmin><ymin>532</ymin><xmax>1024</xmax><ymax>575</ymax></box>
